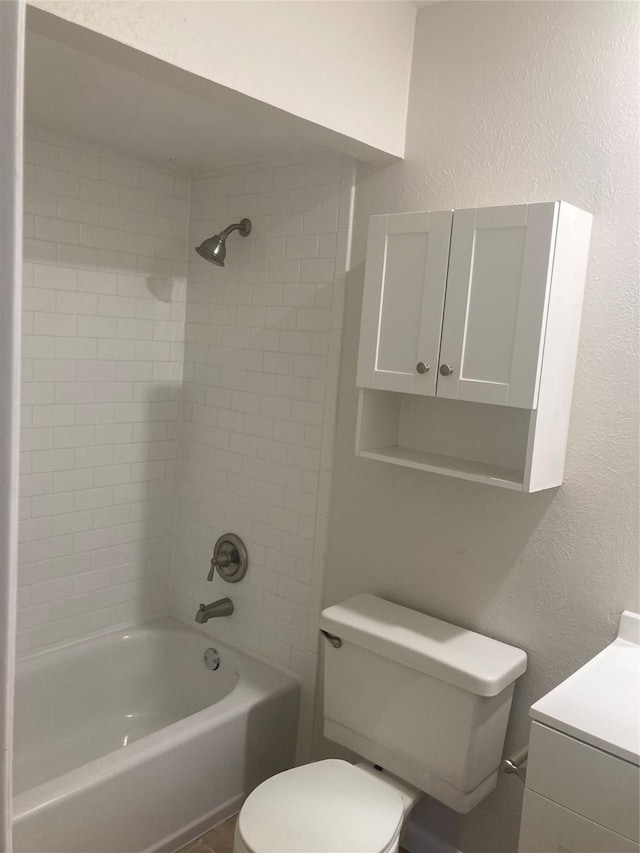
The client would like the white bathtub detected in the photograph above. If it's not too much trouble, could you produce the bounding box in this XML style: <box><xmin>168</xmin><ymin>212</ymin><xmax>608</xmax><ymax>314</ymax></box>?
<box><xmin>13</xmin><ymin>617</ymin><xmax>300</xmax><ymax>853</ymax></box>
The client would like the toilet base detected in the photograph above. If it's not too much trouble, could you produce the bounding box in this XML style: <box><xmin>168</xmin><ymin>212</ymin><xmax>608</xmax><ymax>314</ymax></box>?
<box><xmin>233</xmin><ymin>822</ymin><xmax>402</xmax><ymax>853</ymax></box>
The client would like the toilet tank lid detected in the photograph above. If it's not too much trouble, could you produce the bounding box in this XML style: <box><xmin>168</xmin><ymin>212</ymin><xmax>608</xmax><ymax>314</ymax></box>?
<box><xmin>320</xmin><ymin>594</ymin><xmax>527</xmax><ymax>697</ymax></box>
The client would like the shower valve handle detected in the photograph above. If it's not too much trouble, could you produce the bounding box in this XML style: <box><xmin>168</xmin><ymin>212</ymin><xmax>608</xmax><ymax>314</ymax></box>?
<box><xmin>207</xmin><ymin>549</ymin><xmax>236</xmax><ymax>581</ymax></box>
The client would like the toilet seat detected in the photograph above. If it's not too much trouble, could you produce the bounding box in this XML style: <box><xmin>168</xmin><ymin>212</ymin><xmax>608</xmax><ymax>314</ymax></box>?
<box><xmin>235</xmin><ymin>759</ymin><xmax>405</xmax><ymax>853</ymax></box>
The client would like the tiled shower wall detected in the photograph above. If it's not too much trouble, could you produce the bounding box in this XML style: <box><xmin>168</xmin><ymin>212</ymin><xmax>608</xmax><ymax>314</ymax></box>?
<box><xmin>17</xmin><ymin>131</ymin><xmax>354</xmax><ymax>759</ymax></box>
<box><xmin>18</xmin><ymin>128</ymin><xmax>188</xmax><ymax>655</ymax></box>
<box><xmin>171</xmin><ymin>154</ymin><xmax>354</xmax><ymax>760</ymax></box>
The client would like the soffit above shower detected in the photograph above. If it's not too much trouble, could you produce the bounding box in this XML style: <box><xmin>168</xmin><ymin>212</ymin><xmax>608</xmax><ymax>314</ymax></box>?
<box><xmin>25</xmin><ymin>3</ymin><xmax>415</xmax><ymax>170</ymax></box>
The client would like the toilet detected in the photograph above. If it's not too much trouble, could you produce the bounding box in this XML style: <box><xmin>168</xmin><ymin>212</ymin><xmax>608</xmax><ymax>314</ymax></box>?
<box><xmin>234</xmin><ymin>594</ymin><xmax>527</xmax><ymax>853</ymax></box>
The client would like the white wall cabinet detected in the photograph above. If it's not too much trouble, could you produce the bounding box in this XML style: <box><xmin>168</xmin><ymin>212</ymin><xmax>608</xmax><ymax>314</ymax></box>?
<box><xmin>355</xmin><ymin>201</ymin><xmax>592</xmax><ymax>491</ymax></box>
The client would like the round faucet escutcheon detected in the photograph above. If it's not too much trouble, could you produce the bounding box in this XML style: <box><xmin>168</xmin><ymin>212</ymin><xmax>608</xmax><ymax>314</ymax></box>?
<box><xmin>208</xmin><ymin>533</ymin><xmax>248</xmax><ymax>583</ymax></box>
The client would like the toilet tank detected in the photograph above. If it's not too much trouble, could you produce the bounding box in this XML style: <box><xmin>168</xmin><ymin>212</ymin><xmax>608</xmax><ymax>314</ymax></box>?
<box><xmin>320</xmin><ymin>595</ymin><xmax>527</xmax><ymax>813</ymax></box>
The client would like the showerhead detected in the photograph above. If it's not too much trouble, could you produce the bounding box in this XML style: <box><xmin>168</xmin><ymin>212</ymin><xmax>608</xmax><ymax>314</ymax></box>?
<box><xmin>195</xmin><ymin>218</ymin><xmax>252</xmax><ymax>267</ymax></box>
<box><xmin>195</xmin><ymin>235</ymin><xmax>227</xmax><ymax>266</ymax></box>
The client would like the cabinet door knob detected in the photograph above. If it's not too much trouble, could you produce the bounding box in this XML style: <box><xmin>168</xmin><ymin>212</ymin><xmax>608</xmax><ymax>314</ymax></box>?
<box><xmin>416</xmin><ymin>362</ymin><xmax>430</xmax><ymax>374</ymax></box>
<box><xmin>439</xmin><ymin>363</ymin><xmax>454</xmax><ymax>376</ymax></box>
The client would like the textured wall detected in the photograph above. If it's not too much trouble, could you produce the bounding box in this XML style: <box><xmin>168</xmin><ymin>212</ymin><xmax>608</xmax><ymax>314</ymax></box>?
<box><xmin>321</xmin><ymin>3</ymin><xmax>639</xmax><ymax>852</ymax></box>
<box><xmin>30</xmin><ymin>0</ymin><xmax>416</xmax><ymax>158</ymax></box>
<box><xmin>19</xmin><ymin>127</ymin><xmax>187</xmax><ymax>655</ymax></box>
<box><xmin>171</xmin><ymin>153</ymin><xmax>353</xmax><ymax>761</ymax></box>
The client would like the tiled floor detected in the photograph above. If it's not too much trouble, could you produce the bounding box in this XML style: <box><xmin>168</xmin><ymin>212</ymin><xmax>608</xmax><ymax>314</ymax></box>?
<box><xmin>178</xmin><ymin>815</ymin><xmax>237</xmax><ymax>853</ymax></box>
<box><xmin>177</xmin><ymin>814</ymin><xmax>410</xmax><ymax>853</ymax></box>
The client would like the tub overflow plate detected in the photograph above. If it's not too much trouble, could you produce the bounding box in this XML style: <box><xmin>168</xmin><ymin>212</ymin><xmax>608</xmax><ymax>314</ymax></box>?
<box><xmin>204</xmin><ymin>648</ymin><xmax>221</xmax><ymax>671</ymax></box>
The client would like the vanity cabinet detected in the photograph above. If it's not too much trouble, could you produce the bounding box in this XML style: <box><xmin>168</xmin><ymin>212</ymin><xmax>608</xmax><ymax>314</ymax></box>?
<box><xmin>355</xmin><ymin>201</ymin><xmax>592</xmax><ymax>491</ymax></box>
<box><xmin>518</xmin><ymin>610</ymin><xmax>640</xmax><ymax>853</ymax></box>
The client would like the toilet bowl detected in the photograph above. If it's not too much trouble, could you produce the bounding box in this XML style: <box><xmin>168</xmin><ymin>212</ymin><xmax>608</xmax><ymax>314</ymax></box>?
<box><xmin>234</xmin><ymin>594</ymin><xmax>527</xmax><ymax>852</ymax></box>
<box><xmin>233</xmin><ymin>759</ymin><xmax>418</xmax><ymax>853</ymax></box>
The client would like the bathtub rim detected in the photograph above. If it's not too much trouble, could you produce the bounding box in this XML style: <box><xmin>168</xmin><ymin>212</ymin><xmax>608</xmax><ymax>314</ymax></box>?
<box><xmin>13</xmin><ymin>615</ymin><xmax>301</xmax><ymax>822</ymax></box>
<box><xmin>15</xmin><ymin>612</ymin><xmax>233</xmax><ymax>666</ymax></box>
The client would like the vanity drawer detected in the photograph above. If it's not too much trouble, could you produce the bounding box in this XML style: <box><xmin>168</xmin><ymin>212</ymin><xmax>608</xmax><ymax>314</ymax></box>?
<box><xmin>519</xmin><ymin>790</ymin><xmax>639</xmax><ymax>853</ymax></box>
<box><xmin>526</xmin><ymin>722</ymin><xmax>640</xmax><ymax>842</ymax></box>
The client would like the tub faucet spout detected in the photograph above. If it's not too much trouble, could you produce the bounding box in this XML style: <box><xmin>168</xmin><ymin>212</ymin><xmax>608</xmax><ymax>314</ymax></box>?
<box><xmin>195</xmin><ymin>597</ymin><xmax>234</xmax><ymax>623</ymax></box>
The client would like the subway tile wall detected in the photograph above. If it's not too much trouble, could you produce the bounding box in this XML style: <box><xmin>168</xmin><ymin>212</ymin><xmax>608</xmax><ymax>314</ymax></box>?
<box><xmin>171</xmin><ymin>154</ymin><xmax>354</xmax><ymax>761</ymax></box>
<box><xmin>18</xmin><ymin>129</ymin><xmax>355</xmax><ymax>760</ymax></box>
<box><xmin>18</xmin><ymin>128</ymin><xmax>188</xmax><ymax>655</ymax></box>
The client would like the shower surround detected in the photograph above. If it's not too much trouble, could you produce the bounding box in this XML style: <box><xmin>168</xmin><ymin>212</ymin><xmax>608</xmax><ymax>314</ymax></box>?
<box><xmin>18</xmin><ymin>128</ymin><xmax>354</xmax><ymax>759</ymax></box>
<box><xmin>173</xmin><ymin>154</ymin><xmax>354</xmax><ymax>760</ymax></box>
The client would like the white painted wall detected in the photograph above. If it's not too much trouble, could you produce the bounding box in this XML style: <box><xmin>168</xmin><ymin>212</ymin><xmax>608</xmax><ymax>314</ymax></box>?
<box><xmin>28</xmin><ymin>0</ymin><xmax>416</xmax><ymax>159</ymax></box>
<box><xmin>321</xmin><ymin>3</ymin><xmax>639</xmax><ymax>852</ymax></box>
<box><xmin>0</xmin><ymin>4</ymin><xmax>24</xmax><ymax>846</ymax></box>
<box><xmin>172</xmin><ymin>152</ymin><xmax>354</xmax><ymax>762</ymax></box>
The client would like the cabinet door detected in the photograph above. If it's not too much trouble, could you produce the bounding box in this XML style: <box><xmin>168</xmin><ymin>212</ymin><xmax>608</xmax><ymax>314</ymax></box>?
<box><xmin>357</xmin><ymin>210</ymin><xmax>453</xmax><ymax>395</ymax></box>
<box><xmin>519</xmin><ymin>790</ymin><xmax>639</xmax><ymax>853</ymax></box>
<box><xmin>437</xmin><ymin>203</ymin><xmax>558</xmax><ymax>408</ymax></box>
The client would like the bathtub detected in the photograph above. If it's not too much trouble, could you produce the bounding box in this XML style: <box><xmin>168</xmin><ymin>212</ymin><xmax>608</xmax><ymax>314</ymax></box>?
<box><xmin>13</xmin><ymin>617</ymin><xmax>301</xmax><ymax>853</ymax></box>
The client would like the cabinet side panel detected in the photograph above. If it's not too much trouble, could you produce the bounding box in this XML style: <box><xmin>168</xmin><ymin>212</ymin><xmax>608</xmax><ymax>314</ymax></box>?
<box><xmin>524</xmin><ymin>204</ymin><xmax>592</xmax><ymax>491</ymax></box>
<box><xmin>356</xmin><ymin>389</ymin><xmax>401</xmax><ymax>453</ymax></box>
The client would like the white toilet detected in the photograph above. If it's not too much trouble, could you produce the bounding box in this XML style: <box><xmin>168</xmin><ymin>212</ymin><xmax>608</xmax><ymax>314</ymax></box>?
<box><xmin>234</xmin><ymin>594</ymin><xmax>527</xmax><ymax>853</ymax></box>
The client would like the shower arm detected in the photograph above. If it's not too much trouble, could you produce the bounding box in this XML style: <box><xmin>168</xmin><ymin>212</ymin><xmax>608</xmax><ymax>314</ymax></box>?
<box><xmin>219</xmin><ymin>220</ymin><xmax>251</xmax><ymax>240</ymax></box>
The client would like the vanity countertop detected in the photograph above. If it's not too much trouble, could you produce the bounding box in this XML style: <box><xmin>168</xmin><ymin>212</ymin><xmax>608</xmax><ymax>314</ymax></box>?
<box><xmin>530</xmin><ymin>610</ymin><xmax>640</xmax><ymax>765</ymax></box>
